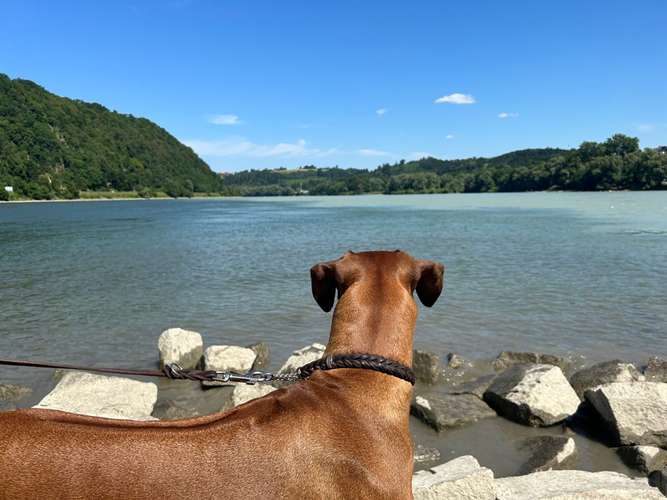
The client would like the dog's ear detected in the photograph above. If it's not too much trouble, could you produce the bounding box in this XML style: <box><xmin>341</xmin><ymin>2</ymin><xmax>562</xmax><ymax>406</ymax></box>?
<box><xmin>310</xmin><ymin>262</ymin><xmax>337</xmax><ymax>312</ymax></box>
<box><xmin>415</xmin><ymin>260</ymin><xmax>445</xmax><ymax>307</ymax></box>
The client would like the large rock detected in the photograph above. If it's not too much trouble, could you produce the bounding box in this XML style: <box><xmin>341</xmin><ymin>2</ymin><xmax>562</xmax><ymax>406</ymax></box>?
<box><xmin>413</xmin><ymin>350</ymin><xmax>442</xmax><ymax>384</ymax></box>
<box><xmin>279</xmin><ymin>343</ymin><xmax>326</xmax><ymax>373</ymax></box>
<box><xmin>34</xmin><ymin>372</ymin><xmax>157</xmax><ymax>420</ymax></box>
<box><xmin>412</xmin><ymin>455</ymin><xmax>495</xmax><ymax>500</ymax></box>
<box><xmin>644</xmin><ymin>357</ymin><xmax>667</xmax><ymax>383</ymax></box>
<box><xmin>411</xmin><ymin>394</ymin><xmax>496</xmax><ymax>431</ymax></box>
<box><xmin>493</xmin><ymin>351</ymin><xmax>569</xmax><ymax>372</ymax></box>
<box><xmin>204</xmin><ymin>345</ymin><xmax>257</xmax><ymax>372</ymax></box>
<box><xmin>232</xmin><ymin>384</ymin><xmax>276</xmax><ymax>407</ymax></box>
<box><xmin>483</xmin><ymin>364</ymin><xmax>580</xmax><ymax>427</ymax></box>
<box><xmin>517</xmin><ymin>435</ymin><xmax>577</xmax><ymax>474</ymax></box>
<box><xmin>495</xmin><ymin>470</ymin><xmax>663</xmax><ymax>499</ymax></box>
<box><xmin>448</xmin><ymin>374</ymin><xmax>498</xmax><ymax>399</ymax></box>
<box><xmin>585</xmin><ymin>382</ymin><xmax>667</xmax><ymax>447</ymax></box>
<box><xmin>569</xmin><ymin>360</ymin><xmax>644</xmax><ymax>399</ymax></box>
<box><xmin>247</xmin><ymin>342</ymin><xmax>270</xmax><ymax>369</ymax></box>
<box><xmin>616</xmin><ymin>446</ymin><xmax>667</xmax><ymax>475</ymax></box>
<box><xmin>158</xmin><ymin>328</ymin><xmax>203</xmax><ymax>369</ymax></box>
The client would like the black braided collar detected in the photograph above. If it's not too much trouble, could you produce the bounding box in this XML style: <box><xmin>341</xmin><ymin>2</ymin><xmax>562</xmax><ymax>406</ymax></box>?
<box><xmin>297</xmin><ymin>353</ymin><xmax>416</xmax><ymax>385</ymax></box>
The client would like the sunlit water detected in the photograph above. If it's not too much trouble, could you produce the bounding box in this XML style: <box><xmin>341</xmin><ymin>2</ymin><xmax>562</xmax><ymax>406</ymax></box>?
<box><xmin>1</xmin><ymin>191</ymin><xmax>665</xmax><ymax>475</ymax></box>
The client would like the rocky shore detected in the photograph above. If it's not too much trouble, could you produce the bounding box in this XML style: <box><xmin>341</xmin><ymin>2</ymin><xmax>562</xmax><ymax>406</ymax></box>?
<box><xmin>1</xmin><ymin>328</ymin><xmax>666</xmax><ymax>498</ymax></box>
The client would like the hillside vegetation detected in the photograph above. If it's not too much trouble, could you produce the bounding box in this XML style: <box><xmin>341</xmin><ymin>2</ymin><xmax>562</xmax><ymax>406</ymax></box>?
<box><xmin>0</xmin><ymin>74</ymin><xmax>223</xmax><ymax>200</ymax></box>
<box><xmin>222</xmin><ymin>136</ymin><xmax>667</xmax><ymax>196</ymax></box>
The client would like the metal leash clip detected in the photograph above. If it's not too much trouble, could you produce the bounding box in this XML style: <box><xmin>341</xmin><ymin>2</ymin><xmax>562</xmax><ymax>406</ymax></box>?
<box><xmin>212</xmin><ymin>371</ymin><xmax>274</xmax><ymax>385</ymax></box>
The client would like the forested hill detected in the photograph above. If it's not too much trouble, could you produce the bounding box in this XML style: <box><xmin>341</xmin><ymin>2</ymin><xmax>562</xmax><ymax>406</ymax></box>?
<box><xmin>222</xmin><ymin>137</ymin><xmax>667</xmax><ymax>196</ymax></box>
<box><xmin>0</xmin><ymin>74</ymin><xmax>223</xmax><ymax>199</ymax></box>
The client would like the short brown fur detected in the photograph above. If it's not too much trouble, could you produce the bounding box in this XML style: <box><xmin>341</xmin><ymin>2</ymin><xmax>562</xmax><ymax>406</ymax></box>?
<box><xmin>0</xmin><ymin>250</ymin><xmax>444</xmax><ymax>499</ymax></box>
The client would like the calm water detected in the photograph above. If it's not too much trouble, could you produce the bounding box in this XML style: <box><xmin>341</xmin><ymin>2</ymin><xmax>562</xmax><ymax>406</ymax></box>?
<box><xmin>1</xmin><ymin>192</ymin><xmax>666</xmax><ymax>385</ymax></box>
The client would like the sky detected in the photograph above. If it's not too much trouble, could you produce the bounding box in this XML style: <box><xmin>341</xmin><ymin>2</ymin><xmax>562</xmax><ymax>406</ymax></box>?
<box><xmin>1</xmin><ymin>1</ymin><xmax>666</xmax><ymax>172</ymax></box>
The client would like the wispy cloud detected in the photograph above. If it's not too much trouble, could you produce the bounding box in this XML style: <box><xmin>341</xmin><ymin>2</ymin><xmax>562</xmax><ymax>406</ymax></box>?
<box><xmin>358</xmin><ymin>148</ymin><xmax>390</xmax><ymax>157</ymax></box>
<box><xmin>637</xmin><ymin>123</ymin><xmax>655</xmax><ymax>133</ymax></box>
<box><xmin>376</xmin><ymin>108</ymin><xmax>388</xmax><ymax>116</ymax></box>
<box><xmin>445</xmin><ymin>134</ymin><xmax>454</xmax><ymax>140</ymax></box>
<box><xmin>209</xmin><ymin>114</ymin><xmax>242</xmax><ymax>125</ymax></box>
<box><xmin>184</xmin><ymin>137</ymin><xmax>337</xmax><ymax>158</ymax></box>
<box><xmin>498</xmin><ymin>112</ymin><xmax>519</xmax><ymax>119</ymax></box>
<box><xmin>435</xmin><ymin>93</ymin><xmax>476</xmax><ymax>105</ymax></box>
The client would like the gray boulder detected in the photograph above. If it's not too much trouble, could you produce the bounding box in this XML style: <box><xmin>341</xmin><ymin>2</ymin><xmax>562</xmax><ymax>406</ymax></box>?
<box><xmin>483</xmin><ymin>364</ymin><xmax>580</xmax><ymax>426</ymax></box>
<box><xmin>412</xmin><ymin>455</ymin><xmax>495</xmax><ymax>500</ymax></box>
<box><xmin>279</xmin><ymin>343</ymin><xmax>326</xmax><ymax>373</ymax></box>
<box><xmin>232</xmin><ymin>384</ymin><xmax>277</xmax><ymax>407</ymax></box>
<box><xmin>585</xmin><ymin>382</ymin><xmax>667</xmax><ymax>447</ymax></box>
<box><xmin>495</xmin><ymin>470</ymin><xmax>664</xmax><ymax>499</ymax></box>
<box><xmin>492</xmin><ymin>351</ymin><xmax>569</xmax><ymax>372</ymax></box>
<box><xmin>411</xmin><ymin>393</ymin><xmax>496</xmax><ymax>431</ymax></box>
<box><xmin>34</xmin><ymin>371</ymin><xmax>157</xmax><ymax>420</ymax></box>
<box><xmin>202</xmin><ymin>345</ymin><xmax>258</xmax><ymax>388</ymax></box>
<box><xmin>247</xmin><ymin>342</ymin><xmax>270</xmax><ymax>369</ymax></box>
<box><xmin>616</xmin><ymin>446</ymin><xmax>667</xmax><ymax>475</ymax></box>
<box><xmin>413</xmin><ymin>444</ymin><xmax>441</xmax><ymax>464</ymax></box>
<box><xmin>413</xmin><ymin>350</ymin><xmax>442</xmax><ymax>384</ymax></box>
<box><xmin>569</xmin><ymin>360</ymin><xmax>644</xmax><ymax>399</ymax></box>
<box><xmin>644</xmin><ymin>357</ymin><xmax>667</xmax><ymax>383</ymax></box>
<box><xmin>448</xmin><ymin>373</ymin><xmax>498</xmax><ymax>399</ymax></box>
<box><xmin>158</xmin><ymin>328</ymin><xmax>203</xmax><ymax>369</ymax></box>
<box><xmin>446</xmin><ymin>352</ymin><xmax>467</xmax><ymax>369</ymax></box>
<box><xmin>517</xmin><ymin>435</ymin><xmax>577</xmax><ymax>474</ymax></box>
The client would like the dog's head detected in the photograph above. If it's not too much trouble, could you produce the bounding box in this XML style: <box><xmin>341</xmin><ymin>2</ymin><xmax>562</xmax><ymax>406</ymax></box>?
<box><xmin>310</xmin><ymin>250</ymin><xmax>444</xmax><ymax>312</ymax></box>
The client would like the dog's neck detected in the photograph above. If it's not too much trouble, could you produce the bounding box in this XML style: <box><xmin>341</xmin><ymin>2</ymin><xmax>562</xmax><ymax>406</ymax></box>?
<box><xmin>323</xmin><ymin>278</ymin><xmax>417</xmax><ymax>378</ymax></box>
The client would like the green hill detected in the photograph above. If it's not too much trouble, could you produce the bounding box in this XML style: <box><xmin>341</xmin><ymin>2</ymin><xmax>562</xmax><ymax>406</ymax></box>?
<box><xmin>222</xmin><ymin>137</ymin><xmax>666</xmax><ymax>196</ymax></box>
<box><xmin>0</xmin><ymin>74</ymin><xmax>223</xmax><ymax>199</ymax></box>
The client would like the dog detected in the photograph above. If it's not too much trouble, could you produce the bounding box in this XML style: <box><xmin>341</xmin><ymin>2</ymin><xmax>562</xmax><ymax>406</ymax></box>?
<box><xmin>0</xmin><ymin>250</ymin><xmax>444</xmax><ymax>499</ymax></box>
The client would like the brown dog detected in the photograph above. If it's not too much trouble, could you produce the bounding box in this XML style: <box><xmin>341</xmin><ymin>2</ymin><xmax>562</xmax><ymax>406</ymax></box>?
<box><xmin>0</xmin><ymin>250</ymin><xmax>444</xmax><ymax>499</ymax></box>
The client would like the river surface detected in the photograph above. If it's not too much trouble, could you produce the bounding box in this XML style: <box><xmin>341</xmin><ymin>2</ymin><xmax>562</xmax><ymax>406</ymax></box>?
<box><xmin>1</xmin><ymin>192</ymin><xmax>666</xmax><ymax>475</ymax></box>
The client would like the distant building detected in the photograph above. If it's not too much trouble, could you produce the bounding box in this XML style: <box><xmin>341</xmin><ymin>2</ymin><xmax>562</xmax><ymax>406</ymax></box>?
<box><xmin>4</xmin><ymin>186</ymin><xmax>13</xmax><ymax>193</ymax></box>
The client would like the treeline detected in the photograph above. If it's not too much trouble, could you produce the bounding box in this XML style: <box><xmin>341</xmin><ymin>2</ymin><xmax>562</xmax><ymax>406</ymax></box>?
<box><xmin>0</xmin><ymin>74</ymin><xmax>224</xmax><ymax>200</ymax></box>
<box><xmin>222</xmin><ymin>135</ymin><xmax>667</xmax><ymax>196</ymax></box>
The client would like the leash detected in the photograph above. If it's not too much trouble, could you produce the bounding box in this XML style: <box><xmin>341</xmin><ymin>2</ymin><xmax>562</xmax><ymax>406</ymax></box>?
<box><xmin>0</xmin><ymin>353</ymin><xmax>415</xmax><ymax>386</ymax></box>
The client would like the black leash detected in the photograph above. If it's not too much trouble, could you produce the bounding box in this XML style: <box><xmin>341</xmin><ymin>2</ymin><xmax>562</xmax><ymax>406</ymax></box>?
<box><xmin>0</xmin><ymin>353</ymin><xmax>415</xmax><ymax>386</ymax></box>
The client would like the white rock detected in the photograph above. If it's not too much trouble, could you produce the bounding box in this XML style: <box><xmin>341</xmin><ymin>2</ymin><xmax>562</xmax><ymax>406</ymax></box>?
<box><xmin>158</xmin><ymin>328</ymin><xmax>203</xmax><ymax>369</ymax></box>
<box><xmin>279</xmin><ymin>343</ymin><xmax>326</xmax><ymax>373</ymax></box>
<box><xmin>483</xmin><ymin>364</ymin><xmax>580</xmax><ymax>426</ymax></box>
<box><xmin>585</xmin><ymin>382</ymin><xmax>667</xmax><ymax>447</ymax></box>
<box><xmin>412</xmin><ymin>455</ymin><xmax>495</xmax><ymax>500</ymax></box>
<box><xmin>34</xmin><ymin>372</ymin><xmax>157</xmax><ymax>420</ymax></box>
<box><xmin>495</xmin><ymin>470</ymin><xmax>663</xmax><ymax>499</ymax></box>
<box><xmin>204</xmin><ymin>345</ymin><xmax>257</xmax><ymax>372</ymax></box>
<box><xmin>232</xmin><ymin>384</ymin><xmax>277</xmax><ymax>407</ymax></box>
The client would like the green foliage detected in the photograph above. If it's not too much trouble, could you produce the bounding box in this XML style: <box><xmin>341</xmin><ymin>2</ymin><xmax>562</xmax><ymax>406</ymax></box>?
<box><xmin>222</xmin><ymin>136</ymin><xmax>666</xmax><ymax>196</ymax></box>
<box><xmin>0</xmin><ymin>74</ymin><xmax>223</xmax><ymax>199</ymax></box>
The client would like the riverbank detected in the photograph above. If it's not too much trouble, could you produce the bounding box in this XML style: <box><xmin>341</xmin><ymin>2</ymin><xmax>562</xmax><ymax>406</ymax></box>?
<box><xmin>0</xmin><ymin>191</ymin><xmax>228</xmax><ymax>203</ymax></box>
<box><xmin>2</xmin><ymin>328</ymin><xmax>666</xmax><ymax>497</ymax></box>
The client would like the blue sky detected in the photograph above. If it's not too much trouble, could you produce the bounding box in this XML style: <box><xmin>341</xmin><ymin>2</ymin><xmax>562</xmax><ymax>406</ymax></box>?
<box><xmin>2</xmin><ymin>1</ymin><xmax>666</xmax><ymax>172</ymax></box>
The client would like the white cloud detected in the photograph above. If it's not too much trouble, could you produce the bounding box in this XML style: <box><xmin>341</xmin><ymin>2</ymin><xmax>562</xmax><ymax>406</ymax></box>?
<box><xmin>376</xmin><ymin>108</ymin><xmax>388</xmax><ymax>116</ymax></box>
<box><xmin>209</xmin><ymin>114</ymin><xmax>241</xmax><ymax>125</ymax></box>
<box><xmin>445</xmin><ymin>134</ymin><xmax>454</xmax><ymax>140</ymax></box>
<box><xmin>184</xmin><ymin>137</ymin><xmax>337</xmax><ymax>158</ymax></box>
<box><xmin>498</xmin><ymin>112</ymin><xmax>519</xmax><ymax>119</ymax></box>
<box><xmin>435</xmin><ymin>93</ymin><xmax>476</xmax><ymax>105</ymax></box>
<box><xmin>358</xmin><ymin>148</ymin><xmax>390</xmax><ymax>157</ymax></box>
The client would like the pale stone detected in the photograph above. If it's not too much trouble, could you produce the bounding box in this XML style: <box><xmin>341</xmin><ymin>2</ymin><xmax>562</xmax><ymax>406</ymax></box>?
<box><xmin>569</xmin><ymin>360</ymin><xmax>644</xmax><ymax>399</ymax></box>
<box><xmin>231</xmin><ymin>384</ymin><xmax>277</xmax><ymax>407</ymax></box>
<box><xmin>158</xmin><ymin>328</ymin><xmax>203</xmax><ymax>369</ymax></box>
<box><xmin>484</xmin><ymin>364</ymin><xmax>580</xmax><ymax>426</ymax></box>
<box><xmin>518</xmin><ymin>436</ymin><xmax>576</xmax><ymax>474</ymax></box>
<box><xmin>616</xmin><ymin>445</ymin><xmax>667</xmax><ymax>474</ymax></box>
<box><xmin>495</xmin><ymin>470</ymin><xmax>663</xmax><ymax>499</ymax></box>
<box><xmin>204</xmin><ymin>345</ymin><xmax>257</xmax><ymax>372</ymax></box>
<box><xmin>34</xmin><ymin>371</ymin><xmax>157</xmax><ymax>420</ymax></box>
<box><xmin>585</xmin><ymin>382</ymin><xmax>667</xmax><ymax>447</ymax></box>
<box><xmin>412</xmin><ymin>455</ymin><xmax>495</xmax><ymax>500</ymax></box>
<box><xmin>279</xmin><ymin>343</ymin><xmax>326</xmax><ymax>373</ymax></box>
